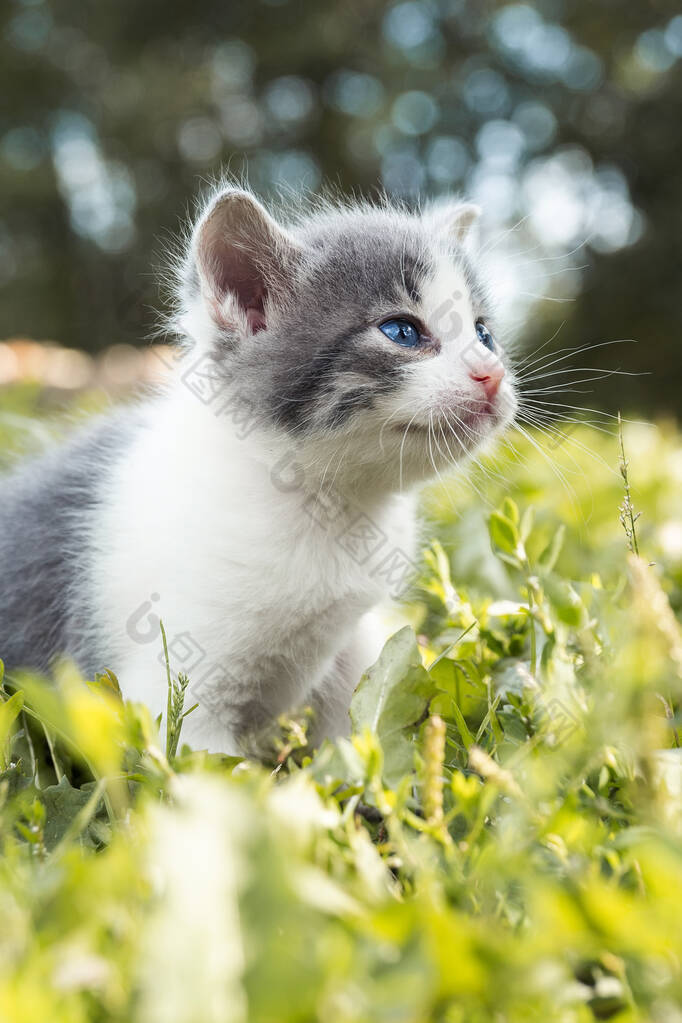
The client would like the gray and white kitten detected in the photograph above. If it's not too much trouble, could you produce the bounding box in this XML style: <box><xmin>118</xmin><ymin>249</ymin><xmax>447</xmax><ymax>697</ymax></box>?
<box><xmin>0</xmin><ymin>186</ymin><xmax>517</xmax><ymax>753</ymax></box>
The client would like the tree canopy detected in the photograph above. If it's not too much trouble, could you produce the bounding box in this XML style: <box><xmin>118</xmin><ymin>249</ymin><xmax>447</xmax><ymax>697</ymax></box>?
<box><xmin>1</xmin><ymin>0</ymin><xmax>680</xmax><ymax>415</ymax></box>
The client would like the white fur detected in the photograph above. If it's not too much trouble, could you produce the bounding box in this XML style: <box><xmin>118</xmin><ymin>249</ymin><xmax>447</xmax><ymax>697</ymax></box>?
<box><xmin>91</xmin><ymin>381</ymin><xmax>416</xmax><ymax>753</ymax></box>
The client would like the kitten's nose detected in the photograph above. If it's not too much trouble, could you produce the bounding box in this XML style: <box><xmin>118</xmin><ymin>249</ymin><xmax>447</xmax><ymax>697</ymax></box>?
<box><xmin>469</xmin><ymin>361</ymin><xmax>505</xmax><ymax>401</ymax></box>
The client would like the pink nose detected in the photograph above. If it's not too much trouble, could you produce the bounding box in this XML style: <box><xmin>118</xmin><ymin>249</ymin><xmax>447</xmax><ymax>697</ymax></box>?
<box><xmin>470</xmin><ymin>361</ymin><xmax>505</xmax><ymax>401</ymax></box>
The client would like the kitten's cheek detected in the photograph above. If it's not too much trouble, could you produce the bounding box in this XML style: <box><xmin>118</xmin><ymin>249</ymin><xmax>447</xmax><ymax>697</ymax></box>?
<box><xmin>496</xmin><ymin>381</ymin><xmax>517</xmax><ymax>423</ymax></box>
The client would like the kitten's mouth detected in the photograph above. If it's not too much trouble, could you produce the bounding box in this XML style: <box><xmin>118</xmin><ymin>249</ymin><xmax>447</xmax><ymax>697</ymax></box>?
<box><xmin>392</xmin><ymin>401</ymin><xmax>503</xmax><ymax>435</ymax></box>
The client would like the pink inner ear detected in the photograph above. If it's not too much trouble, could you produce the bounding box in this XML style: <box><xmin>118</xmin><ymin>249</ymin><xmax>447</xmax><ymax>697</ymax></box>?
<box><xmin>200</xmin><ymin>220</ymin><xmax>268</xmax><ymax>332</ymax></box>
<box><xmin>246</xmin><ymin>305</ymin><xmax>267</xmax><ymax>333</ymax></box>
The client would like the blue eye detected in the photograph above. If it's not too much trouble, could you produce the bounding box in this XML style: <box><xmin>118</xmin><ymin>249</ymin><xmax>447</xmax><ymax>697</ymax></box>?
<box><xmin>380</xmin><ymin>318</ymin><xmax>420</xmax><ymax>348</ymax></box>
<box><xmin>476</xmin><ymin>320</ymin><xmax>495</xmax><ymax>352</ymax></box>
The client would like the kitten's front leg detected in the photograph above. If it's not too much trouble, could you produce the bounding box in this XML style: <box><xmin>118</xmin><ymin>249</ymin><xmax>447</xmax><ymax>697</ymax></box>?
<box><xmin>181</xmin><ymin>651</ymin><xmax>315</xmax><ymax>756</ymax></box>
<box><xmin>306</xmin><ymin>612</ymin><xmax>389</xmax><ymax>747</ymax></box>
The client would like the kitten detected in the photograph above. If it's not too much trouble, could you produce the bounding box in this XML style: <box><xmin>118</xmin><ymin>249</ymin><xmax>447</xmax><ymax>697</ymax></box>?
<box><xmin>0</xmin><ymin>186</ymin><xmax>517</xmax><ymax>754</ymax></box>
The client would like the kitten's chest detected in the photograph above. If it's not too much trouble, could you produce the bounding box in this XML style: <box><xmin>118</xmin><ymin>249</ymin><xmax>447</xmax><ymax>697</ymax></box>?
<box><xmin>228</xmin><ymin>485</ymin><xmax>416</xmax><ymax>614</ymax></box>
<box><xmin>92</xmin><ymin>421</ymin><xmax>420</xmax><ymax>734</ymax></box>
<box><xmin>156</xmin><ymin>498</ymin><xmax>404</xmax><ymax>720</ymax></box>
<box><xmin>180</xmin><ymin>484</ymin><xmax>416</xmax><ymax>673</ymax></box>
<box><xmin>96</xmin><ymin>423</ymin><xmax>417</xmax><ymax>703</ymax></box>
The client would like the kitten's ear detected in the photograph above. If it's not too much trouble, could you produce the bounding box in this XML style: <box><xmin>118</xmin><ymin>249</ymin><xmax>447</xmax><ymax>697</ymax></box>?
<box><xmin>446</xmin><ymin>203</ymin><xmax>481</xmax><ymax>242</ymax></box>
<box><xmin>191</xmin><ymin>188</ymin><xmax>301</xmax><ymax>334</ymax></box>
<box><xmin>424</xmin><ymin>200</ymin><xmax>482</xmax><ymax>244</ymax></box>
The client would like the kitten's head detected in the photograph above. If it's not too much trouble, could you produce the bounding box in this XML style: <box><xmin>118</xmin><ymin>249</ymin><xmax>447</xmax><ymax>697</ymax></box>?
<box><xmin>179</xmin><ymin>185</ymin><xmax>517</xmax><ymax>491</ymax></box>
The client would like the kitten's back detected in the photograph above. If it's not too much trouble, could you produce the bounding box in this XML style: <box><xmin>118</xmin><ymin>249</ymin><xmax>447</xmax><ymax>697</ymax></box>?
<box><xmin>0</xmin><ymin>413</ymin><xmax>136</xmax><ymax>675</ymax></box>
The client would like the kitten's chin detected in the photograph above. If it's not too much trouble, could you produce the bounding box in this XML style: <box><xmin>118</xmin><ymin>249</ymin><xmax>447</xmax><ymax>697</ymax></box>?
<box><xmin>392</xmin><ymin>396</ymin><xmax>515</xmax><ymax>451</ymax></box>
<box><xmin>388</xmin><ymin>396</ymin><xmax>515</xmax><ymax>486</ymax></box>
<box><xmin>296</xmin><ymin>390</ymin><xmax>516</xmax><ymax>495</ymax></box>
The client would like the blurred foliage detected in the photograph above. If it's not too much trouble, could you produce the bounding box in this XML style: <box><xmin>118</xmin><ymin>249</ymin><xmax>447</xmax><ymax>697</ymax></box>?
<box><xmin>2</xmin><ymin>389</ymin><xmax>682</xmax><ymax>1020</ymax></box>
<box><xmin>1</xmin><ymin>0</ymin><xmax>681</xmax><ymax>415</ymax></box>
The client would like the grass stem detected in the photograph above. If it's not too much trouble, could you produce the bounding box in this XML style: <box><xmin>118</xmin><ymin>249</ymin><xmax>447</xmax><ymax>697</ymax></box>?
<box><xmin>618</xmin><ymin>411</ymin><xmax>640</xmax><ymax>557</ymax></box>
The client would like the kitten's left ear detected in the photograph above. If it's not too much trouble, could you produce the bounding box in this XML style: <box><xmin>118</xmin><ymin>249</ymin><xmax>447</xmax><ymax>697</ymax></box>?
<box><xmin>190</xmin><ymin>187</ymin><xmax>303</xmax><ymax>334</ymax></box>
<box><xmin>424</xmin><ymin>200</ymin><xmax>482</xmax><ymax>244</ymax></box>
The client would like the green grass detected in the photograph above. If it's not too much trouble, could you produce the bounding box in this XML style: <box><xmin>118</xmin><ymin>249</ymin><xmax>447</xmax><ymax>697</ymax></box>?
<box><xmin>1</xmin><ymin>389</ymin><xmax>682</xmax><ymax>1022</ymax></box>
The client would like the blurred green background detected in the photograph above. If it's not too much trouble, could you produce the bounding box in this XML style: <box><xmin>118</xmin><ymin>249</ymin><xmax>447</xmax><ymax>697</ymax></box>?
<box><xmin>1</xmin><ymin>0</ymin><xmax>680</xmax><ymax>417</ymax></box>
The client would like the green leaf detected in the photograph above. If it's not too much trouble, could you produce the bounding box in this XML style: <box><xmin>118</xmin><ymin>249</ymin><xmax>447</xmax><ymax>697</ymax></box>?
<box><xmin>0</xmin><ymin>690</ymin><xmax>24</xmax><ymax>770</ymax></box>
<box><xmin>350</xmin><ymin>627</ymin><xmax>433</xmax><ymax>787</ymax></box>
<box><xmin>92</xmin><ymin>668</ymin><xmax>123</xmax><ymax>700</ymax></box>
<box><xmin>449</xmin><ymin>701</ymin><xmax>475</xmax><ymax>751</ymax></box>
<box><xmin>519</xmin><ymin>506</ymin><xmax>535</xmax><ymax>544</ymax></box>
<box><xmin>430</xmin><ymin>658</ymin><xmax>487</xmax><ymax>723</ymax></box>
<box><xmin>40</xmin><ymin>777</ymin><xmax>102</xmax><ymax>851</ymax></box>
<box><xmin>502</xmin><ymin>497</ymin><xmax>519</xmax><ymax>525</ymax></box>
<box><xmin>543</xmin><ymin>575</ymin><xmax>584</xmax><ymax>627</ymax></box>
<box><xmin>0</xmin><ymin>761</ymin><xmax>32</xmax><ymax>800</ymax></box>
<box><xmin>488</xmin><ymin>512</ymin><xmax>522</xmax><ymax>560</ymax></box>
<box><xmin>538</xmin><ymin>525</ymin><xmax>565</xmax><ymax>573</ymax></box>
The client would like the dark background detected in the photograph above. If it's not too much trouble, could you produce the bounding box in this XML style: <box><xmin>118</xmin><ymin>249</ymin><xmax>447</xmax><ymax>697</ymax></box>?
<box><xmin>1</xmin><ymin>0</ymin><xmax>680</xmax><ymax>417</ymax></box>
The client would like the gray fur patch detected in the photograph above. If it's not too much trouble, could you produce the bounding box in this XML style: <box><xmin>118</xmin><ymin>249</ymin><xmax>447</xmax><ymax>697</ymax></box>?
<box><xmin>0</xmin><ymin>412</ymin><xmax>138</xmax><ymax>675</ymax></box>
<box><xmin>210</xmin><ymin>211</ymin><xmax>436</xmax><ymax>434</ymax></box>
